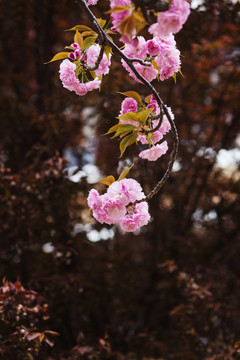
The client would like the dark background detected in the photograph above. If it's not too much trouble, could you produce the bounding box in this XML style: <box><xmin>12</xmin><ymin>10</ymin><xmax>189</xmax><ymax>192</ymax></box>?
<box><xmin>0</xmin><ymin>1</ymin><xmax>240</xmax><ymax>359</ymax></box>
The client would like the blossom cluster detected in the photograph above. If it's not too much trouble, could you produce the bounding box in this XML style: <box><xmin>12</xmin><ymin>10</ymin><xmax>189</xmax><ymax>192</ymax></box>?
<box><xmin>120</xmin><ymin>95</ymin><xmax>172</xmax><ymax>161</ymax></box>
<box><xmin>87</xmin><ymin>179</ymin><xmax>150</xmax><ymax>232</ymax></box>
<box><xmin>122</xmin><ymin>34</ymin><xmax>180</xmax><ymax>82</ymax></box>
<box><xmin>59</xmin><ymin>42</ymin><xmax>111</xmax><ymax>96</ymax></box>
<box><xmin>149</xmin><ymin>0</ymin><xmax>190</xmax><ymax>37</ymax></box>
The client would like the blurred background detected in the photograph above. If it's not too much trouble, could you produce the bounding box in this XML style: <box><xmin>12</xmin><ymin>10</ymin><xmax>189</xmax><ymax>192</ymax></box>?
<box><xmin>0</xmin><ymin>0</ymin><xmax>240</xmax><ymax>359</ymax></box>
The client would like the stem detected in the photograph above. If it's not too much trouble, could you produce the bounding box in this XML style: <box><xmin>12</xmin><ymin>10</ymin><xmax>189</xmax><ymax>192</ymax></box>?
<box><xmin>77</xmin><ymin>0</ymin><xmax>179</xmax><ymax>201</ymax></box>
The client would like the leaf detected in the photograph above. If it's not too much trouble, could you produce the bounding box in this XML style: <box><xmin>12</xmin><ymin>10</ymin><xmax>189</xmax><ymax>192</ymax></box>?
<box><xmin>105</xmin><ymin>5</ymin><xmax>129</xmax><ymax>14</ymax></box>
<box><xmin>120</xmin><ymin>132</ymin><xmax>138</xmax><ymax>157</ymax></box>
<box><xmin>118</xmin><ymin>163</ymin><xmax>134</xmax><ymax>181</ymax></box>
<box><xmin>133</xmin><ymin>11</ymin><xmax>145</xmax><ymax>23</ymax></box>
<box><xmin>120</xmin><ymin>16</ymin><xmax>135</xmax><ymax>36</ymax></box>
<box><xmin>111</xmin><ymin>124</ymin><xmax>135</xmax><ymax>139</ymax></box>
<box><xmin>152</xmin><ymin>59</ymin><xmax>160</xmax><ymax>71</ymax></box>
<box><xmin>100</xmin><ymin>175</ymin><xmax>115</xmax><ymax>186</ymax></box>
<box><xmin>45</xmin><ymin>52</ymin><xmax>70</xmax><ymax>64</ymax></box>
<box><xmin>118</xmin><ymin>112</ymin><xmax>139</xmax><ymax>122</ymax></box>
<box><xmin>97</xmin><ymin>18</ymin><xmax>106</xmax><ymax>28</ymax></box>
<box><xmin>172</xmin><ymin>72</ymin><xmax>177</xmax><ymax>84</ymax></box>
<box><xmin>66</xmin><ymin>25</ymin><xmax>92</xmax><ymax>32</ymax></box>
<box><xmin>144</xmin><ymin>94</ymin><xmax>151</xmax><ymax>104</ymax></box>
<box><xmin>178</xmin><ymin>67</ymin><xmax>184</xmax><ymax>77</ymax></box>
<box><xmin>104</xmin><ymin>45</ymin><xmax>112</xmax><ymax>59</ymax></box>
<box><xmin>39</xmin><ymin>333</ymin><xmax>45</xmax><ymax>343</ymax></box>
<box><xmin>74</xmin><ymin>31</ymin><xmax>83</xmax><ymax>48</ymax></box>
<box><xmin>138</xmin><ymin>107</ymin><xmax>154</xmax><ymax>124</ymax></box>
<box><xmin>104</xmin><ymin>123</ymin><xmax>122</xmax><ymax>135</ymax></box>
<box><xmin>82</xmin><ymin>36</ymin><xmax>97</xmax><ymax>50</ymax></box>
<box><xmin>81</xmin><ymin>30</ymin><xmax>96</xmax><ymax>37</ymax></box>
<box><xmin>118</xmin><ymin>91</ymin><xmax>143</xmax><ymax>105</ymax></box>
<box><xmin>116</xmin><ymin>124</ymin><xmax>136</xmax><ymax>133</ymax></box>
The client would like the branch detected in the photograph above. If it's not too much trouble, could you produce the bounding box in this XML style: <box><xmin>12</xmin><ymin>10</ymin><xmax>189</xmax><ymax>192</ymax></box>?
<box><xmin>77</xmin><ymin>0</ymin><xmax>179</xmax><ymax>201</ymax></box>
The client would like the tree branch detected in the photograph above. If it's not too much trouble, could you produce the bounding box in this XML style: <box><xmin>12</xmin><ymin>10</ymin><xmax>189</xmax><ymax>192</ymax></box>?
<box><xmin>77</xmin><ymin>0</ymin><xmax>179</xmax><ymax>201</ymax></box>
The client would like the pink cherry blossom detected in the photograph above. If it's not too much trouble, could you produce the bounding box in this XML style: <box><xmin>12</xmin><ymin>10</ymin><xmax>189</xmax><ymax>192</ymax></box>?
<box><xmin>120</xmin><ymin>202</ymin><xmax>150</xmax><ymax>232</ymax></box>
<box><xmin>146</xmin><ymin>39</ymin><xmax>161</xmax><ymax>56</ymax></box>
<box><xmin>107</xmin><ymin>178</ymin><xmax>144</xmax><ymax>205</ymax></box>
<box><xmin>71</xmin><ymin>43</ymin><xmax>80</xmax><ymax>50</ymax></box>
<box><xmin>120</xmin><ymin>97</ymin><xmax>138</xmax><ymax>115</ymax></box>
<box><xmin>102</xmin><ymin>196</ymin><xmax>126</xmax><ymax>222</ymax></box>
<box><xmin>122</xmin><ymin>60</ymin><xmax>158</xmax><ymax>83</ymax></box>
<box><xmin>110</xmin><ymin>0</ymin><xmax>133</xmax><ymax>42</ymax></box>
<box><xmin>87</xmin><ymin>0</ymin><xmax>99</xmax><ymax>5</ymax></box>
<box><xmin>59</xmin><ymin>59</ymin><xmax>101</xmax><ymax>96</ymax></box>
<box><xmin>59</xmin><ymin>59</ymin><xmax>79</xmax><ymax>92</ymax></box>
<box><xmin>139</xmin><ymin>141</ymin><xmax>168</xmax><ymax>161</ymax></box>
<box><xmin>86</xmin><ymin>44</ymin><xmax>111</xmax><ymax>76</ymax></box>
<box><xmin>87</xmin><ymin>179</ymin><xmax>150</xmax><ymax>231</ymax></box>
<box><xmin>68</xmin><ymin>52</ymin><xmax>77</xmax><ymax>61</ymax></box>
<box><xmin>149</xmin><ymin>0</ymin><xmax>190</xmax><ymax>37</ymax></box>
<box><xmin>123</xmin><ymin>36</ymin><xmax>148</xmax><ymax>60</ymax></box>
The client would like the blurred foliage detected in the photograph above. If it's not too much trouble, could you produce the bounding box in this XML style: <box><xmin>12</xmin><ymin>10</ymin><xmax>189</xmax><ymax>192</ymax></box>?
<box><xmin>0</xmin><ymin>0</ymin><xmax>240</xmax><ymax>359</ymax></box>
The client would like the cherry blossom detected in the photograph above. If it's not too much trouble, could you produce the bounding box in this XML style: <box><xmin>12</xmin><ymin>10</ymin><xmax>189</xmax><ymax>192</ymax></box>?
<box><xmin>139</xmin><ymin>141</ymin><xmax>168</xmax><ymax>161</ymax></box>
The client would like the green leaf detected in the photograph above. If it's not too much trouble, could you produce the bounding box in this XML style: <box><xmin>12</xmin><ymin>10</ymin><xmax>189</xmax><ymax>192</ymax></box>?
<box><xmin>118</xmin><ymin>163</ymin><xmax>134</xmax><ymax>181</ymax></box>
<box><xmin>116</xmin><ymin>125</ymin><xmax>136</xmax><ymax>133</ymax></box>
<box><xmin>97</xmin><ymin>18</ymin><xmax>106</xmax><ymax>28</ymax></box>
<box><xmin>45</xmin><ymin>52</ymin><xmax>70</xmax><ymax>64</ymax></box>
<box><xmin>104</xmin><ymin>45</ymin><xmax>112</xmax><ymax>59</ymax></box>
<box><xmin>172</xmin><ymin>72</ymin><xmax>177</xmax><ymax>84</ymax></box>
<box><xmin>144</xmin><ymin>94</ymin><xmax>151</xmax><ymax>104</ymax></box>
<box><xmin>66</xmin><ymin>25</ymin><xmax>92</xmax><ymax>32</ymax></box>
<box><xmin>74</xmin><ymin>31</ymin><xmax>83</xmax><ymax>48</ymax></box>
<box><xmin>82</xmin><ymin>36</ymin><xmax>97</xmax><ymax>50</ymax></box>
<box><xmin>104</xmin><ymin>123</ymin><xmax>122</xmax><ymax>135</ymax></box>
<box><xmin>111</xmin><ymin>125</ymin><xmax>135</xmax><ymax>139</ymax></box>
<box><xmin>118</xmin><ymin>112</ymin><xmax>139</xmax><ymax>122</ymax></box>
<box><xmin>100</xmin><ymin>175</ymin><xmax>115</xmax><ymax>186</ymax></box>
<box><xmin>81</xmin><ymin>31</ymin><xmax>96</xmax><ymax>37</ymax></box>
<box><xmin>120</xmin><ymin>132</ymin><xmax>138</xmax><ymax>157</ymax></box>
<box><xmin>105</xmin><ymin>5</ymin><xmax>129</xmax><ymax>14</ymax></box>
<box><xmin>138</xmin><ymin>107</ymin><xmax>154</xmax><ymax>124</ymax></box>
<box><xmin>178</xmin><ymin>67</ymin><xmax>184</xmax><ymax>77</ymax></box>
<box><xmin>118</xmin><ymin>91</ymin><xmax>143</xmax><ymax>105</ymax></box>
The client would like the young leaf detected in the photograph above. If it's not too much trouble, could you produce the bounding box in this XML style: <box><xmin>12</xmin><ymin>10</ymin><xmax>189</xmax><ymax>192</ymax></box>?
<box><xmin>81</xmin><ymin>31</ymin><xmax>96</xmax><ymax>37</ymax></box>
<box><xmin>118</xmin><ymin>91</ymin><xmax>143</xmax><ymax>105</ymax></box>
<box><xmin>82</xmin><ymin>36</ymin><xmax>97</xmax><ymax>50</ymax></box>
<box><xmin>97</xmin><ymin>18</ymin><xmax>106</xmax><ymax>28</ymax></box>
<box><xmin>138</xmin><ymin>107</ymin><xmax>154</xmax><ymax>124</ymax></box>
<box><xmin>118</xmin><ymin>163</ymin><xmax>134</xmax><ymax>181</ymax></box>
<box><xmin>45</xmin><ymin>52</ymin><xmax>70</xmax><ymax>64</ymax></box>
<box><xmin>120</xmin><ymin>16</ymin><xmax>135</xmax><ymax>36</ymax></box>
<box><xmin>104</xmin><ymin>45</ymin><xmax>112</xmax><ymax>59</ymax></box>
<box><xmin>104</xmin><ymin>123</ymin><xmax>122</xmax><ymax>135</ymax></box>
<box><xmin>74</xmin><ymin>31</ymin><xmax>83</xmax><ymax>48</ymax></box>
<box><xmin>100</xmin><ymin>175</ymin><xmax>115</xmax><ymax>186</ymax></box>
<box><xmin>172</xmin><ymin>72</ymin><xmax>177</xmax><ymax>84</ymax></box>
<box><xmin>120</xmin><ymin>132</ymin><xmax>138</xmax><ymax>157</ymax></box>
<box><xmin>178</xmin><ymin>67</ymin><xmax>184</xmax><ymax>77</ymax></box>
<box><xmin>144</xmin><ymin>94</ymin><xmax>151</xmax><ymax>104</ymax></box>
<box><xmin>105</xmin><ymin>5</ymin><xmax>128</xmax><ymax>14</ymax></box>
<box><xmin>116</xmin><ymin>124</ymin><xmax>136</xmax><ymax>133</ymax></box>
<box><xmin>66</xmin><ymin>25</ymin><xmax>92</xmax><ymax>32</ymax></box>
<box><xmin>118</xmin><ymin>112</ymin><xmax>139</xmax><ymax>122</ymax></box>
